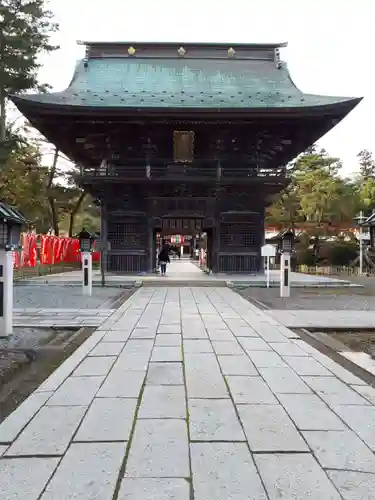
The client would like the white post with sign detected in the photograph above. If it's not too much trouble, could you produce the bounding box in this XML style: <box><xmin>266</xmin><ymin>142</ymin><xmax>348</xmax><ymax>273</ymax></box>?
<box><xmin>82</xmin><ymin>252</ymin><xmax>92</xmax><ymax>296</ymax></box>
<box><xmin>0</xmin><ymin>249</ymin><xmax>14</xmax><ymax>337</ymax></box>
<box><xmin>261</xmin><ymin>244</ymin><xmax>276</xmax><ymax>288</ymax></box>
<box><xmin>280</xmin><ymin>253</ymin><xmax>291</xmax><ymax>298</ymax></box>
<box><xmin>359</xmin><ymin>210</ymin><xmax>364</xmax><ymax>275</ymax></box>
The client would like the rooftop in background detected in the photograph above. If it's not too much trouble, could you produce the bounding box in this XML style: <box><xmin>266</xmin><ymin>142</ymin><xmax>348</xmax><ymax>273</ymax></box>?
<box><xmin>0</xmin><ymin>201</ymin><xmax>27</xmax><ymax>226</ymax></box>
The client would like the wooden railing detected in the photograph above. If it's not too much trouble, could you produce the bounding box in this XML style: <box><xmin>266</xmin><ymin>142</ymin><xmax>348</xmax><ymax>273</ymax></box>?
<box><xmin>79</xmin><ymin>161</ymin><xmax>286</xmax><ymax>181</ymax></box>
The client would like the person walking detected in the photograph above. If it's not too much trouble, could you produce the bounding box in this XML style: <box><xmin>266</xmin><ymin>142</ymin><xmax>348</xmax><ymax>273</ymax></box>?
<box><xmin>158</xmin><ymin>244</ymin><xmax>170</xmax><ymax>276</ymax></box>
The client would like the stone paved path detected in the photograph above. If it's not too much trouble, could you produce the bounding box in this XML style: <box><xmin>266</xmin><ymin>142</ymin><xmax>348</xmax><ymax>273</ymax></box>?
<box><xmin>268</xmin><ymin>309</ymin><xmax>375</xmax><ymax>328</ymax></box>
<box><xmin>13</xmin><ymin>308</ymin><xmax>115</xmax><ymax>327</ymax></box>
<box><xmin>1</xmin><ymin>287</ymin><xmax>375</xmax><ymax>499</ymax></box>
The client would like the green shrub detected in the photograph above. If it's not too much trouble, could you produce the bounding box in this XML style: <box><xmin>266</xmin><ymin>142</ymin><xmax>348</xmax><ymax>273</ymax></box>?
<box><xmin>295</xmin><ymin>248</ymin><xmax>316</xmax><ymax>266</ymax></box>
<box><xmin>327</xmin><ymin>241</ymin><xmax>357</xmax><ymax>266</ymax></box>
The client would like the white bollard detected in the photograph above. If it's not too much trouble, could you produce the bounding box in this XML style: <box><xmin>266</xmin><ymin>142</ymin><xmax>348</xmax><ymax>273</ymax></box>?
<box><xmin>0</xmin><ymin>249</ymin><xmax>14</xmax><ymax>337</ymax></box>
<box><xmin>280</xmin><ymin>252</ymin><xmax>291</xmax><ymax>298</ymax></box>
<box><xmin>81</xmin><ymin>251</ymin><xmax>92</xmax><ymax>296</ymax></box>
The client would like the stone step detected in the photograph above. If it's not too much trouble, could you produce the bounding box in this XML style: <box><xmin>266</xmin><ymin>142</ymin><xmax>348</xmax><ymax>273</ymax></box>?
<box><xmin>142</xmin><ymin>279</ymin><xmax>228</xmax><ymax>287</ymax></box>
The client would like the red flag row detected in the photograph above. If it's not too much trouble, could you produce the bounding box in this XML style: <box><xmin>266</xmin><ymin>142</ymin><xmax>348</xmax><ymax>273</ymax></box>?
<box><xmin>12</xmin><ymin>233</ymin><xmax>100</xmax><ymax>268</ymax></box>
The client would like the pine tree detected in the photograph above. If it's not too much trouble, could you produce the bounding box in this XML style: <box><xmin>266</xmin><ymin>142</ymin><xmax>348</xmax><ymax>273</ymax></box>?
<box><xmin>358</xmin><ymin>149</ymin><xmax>375</xmax><ymax>179</ymax></box>
<box><xmin>0</xmin><ymin>0</ymin><xmax>58</xmax><ymax>146</ymax></box>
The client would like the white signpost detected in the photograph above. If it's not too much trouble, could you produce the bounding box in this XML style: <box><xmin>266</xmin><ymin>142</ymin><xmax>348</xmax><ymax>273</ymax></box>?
<box><xmin>0</xmin><ymin>249</ymin><xmax>14</xmax><ymax>337</ymax></box>
<box><xmin>78</xmin><ymin>229</ymin><xmax>94</xmax><ymax>297</ymax></box>
<box><xmin>261</xmin><ymin>244</ymin><xmax>276</xmax><ymax>288</ymax></box>
<box><xmin>280</xmin><ymin>252</ymin><xmax>291</xmax><ymax>298</ymax></box>
<box><xmin>81</xmin><ymin>251</ymin><xmax>93</xmax><ymax>296</ymax></box>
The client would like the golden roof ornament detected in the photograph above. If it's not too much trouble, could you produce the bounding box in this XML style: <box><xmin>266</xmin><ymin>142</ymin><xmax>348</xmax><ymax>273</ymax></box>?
<box><xmin>177</xmin><ymin>46</ymin><xmax>186</xmax><ymax>56</ymax></box>
<box><xmin>128</xmin><ymin>46</ymin><xmax>136</xmax><ymax>56</ymax></box>
<box><xmin>228</xmin><ymin>47</ymin><xmax>236</xmax><ymax>58</ymax></box>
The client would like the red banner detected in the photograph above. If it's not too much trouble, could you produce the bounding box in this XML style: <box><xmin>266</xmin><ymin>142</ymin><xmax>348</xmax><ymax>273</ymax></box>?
<box><xmin>13</xmin><ymin>233</ymin><xmax>100</xmax><ymax>268</ymax></box>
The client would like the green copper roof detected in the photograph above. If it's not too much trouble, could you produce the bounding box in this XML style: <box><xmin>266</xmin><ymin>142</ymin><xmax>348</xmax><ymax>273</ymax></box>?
<box><xmin>11</xmin><ymin>43</ymin><xmax>361</xmax><ymax>112</ymax></box>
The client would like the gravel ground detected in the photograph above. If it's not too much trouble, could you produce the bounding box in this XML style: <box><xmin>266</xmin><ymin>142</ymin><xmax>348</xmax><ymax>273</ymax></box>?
<box><xmin>0</xmin><ymin>328</ymin><xmax>70</xmax><ymax>379</ymax></box>
<box><xmin>0</xmin><ymin>327</ymin><xmax>55</xmax><ymax>350</ymax></box>
<box><xmin>237</xmin><ymin>286</ymin><xmax>375</xmax><ymax>310</ymax></box>
<box><xmin>0</xmin><ymin>327</ymin><xmax>95</xmax><ymax>424</ymax></box>
<box><xmin>14</xmin><ymin>284</ymin><xmax>125</xmax><ymax>309</ymax></box>
<box><xmin>237</xmin><ymin>275</ymin><xmax>375</xmax><ymax>311</ymax></box>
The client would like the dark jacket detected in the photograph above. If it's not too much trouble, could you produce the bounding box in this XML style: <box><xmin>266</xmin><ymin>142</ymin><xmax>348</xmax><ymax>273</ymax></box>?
<box><xmin>158</xmin><ymin>248</ymin><xmax>170</xmax><ymax>263</ymax></box>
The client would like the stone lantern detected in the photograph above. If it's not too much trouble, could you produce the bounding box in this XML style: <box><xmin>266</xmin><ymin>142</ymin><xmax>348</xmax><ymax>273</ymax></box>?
<box><xmin>0</xmin><ymin>201</ymin><xmax>27</xmax><ymax>336</ymax></box>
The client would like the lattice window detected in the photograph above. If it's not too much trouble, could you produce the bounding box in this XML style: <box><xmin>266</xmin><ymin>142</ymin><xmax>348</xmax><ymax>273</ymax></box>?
<box><xmin>221</xmin><ymin>223</ymin><xmax>259</xmax><ymax>248</ymax></box>
<box><xmin>108</xmin><ymin>222</ymin><xmax>143</xmax><ymax>249</ymax></box>
<box><xmin>173</xmin><ymin>131</ymin><xmax>194</xmax><ymax>163</ymax></box>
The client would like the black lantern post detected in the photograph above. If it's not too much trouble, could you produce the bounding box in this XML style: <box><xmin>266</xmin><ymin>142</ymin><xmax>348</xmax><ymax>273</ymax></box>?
<box><xmin>280</xmin><ymin>229</ymin><xmax>295</xmax><ymax>254</ymax></box>
<box><xmin>0</xmin><ymin>202</ymin><xmax>27</xmax><ymax>337</ymax></box>
<box><xmin>77</xmin><ymin>228</ymin><xmax>95</xmax><ymax>252</ymax></box>
<box><xmin>77</xmin><ymin>228</ymin><xmax>94</xmax><ymax>295</ymax></box>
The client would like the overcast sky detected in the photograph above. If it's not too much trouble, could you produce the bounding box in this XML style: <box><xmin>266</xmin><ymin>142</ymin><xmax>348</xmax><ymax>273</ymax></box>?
<box><xmin>36</xmin><ymin>0</ymin><xmax>374</xmax><ymax>175</ymax></box>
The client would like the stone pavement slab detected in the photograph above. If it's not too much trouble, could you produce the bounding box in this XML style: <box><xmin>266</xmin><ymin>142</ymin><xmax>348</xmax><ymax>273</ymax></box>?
<box><xmin>146</xmin><ymin>362</ymin><xmax>184</xmax><ymax>385</ymax></box>
<box><xmin>74</xmin><ymin>398</ymin><xmax>137</xmax><ymax>442</ymax></box>
<box><xmin>0</xmin><ymin>457</ymin><xmax>59</xmax><ymax>500</ymax></box>
<box><xmin>327</xmin><ymin>470</ymin><xmax>375</xmax><ymax>500</ymax></box>
<box><xmin>0</xmin><ymin>391</ymin><xmax>53</xmax><ymax>443</ymax></box>
<box><xmin>188</xmin><ymin>398</ymin><xmax>245</xmax><ymax>441</ymax></box>
<box><xmin>278</xmin><ymin>392</ymin><xmax>347</xmax><ymax>431</ymax></box>
<box><xmin>40</xmin><ymin>442</ymin><xmax>126</xmax><ymax>500</ymax></box>
<box><xmin>125</xmin><ymin>419</ymin><xmax>190</xmax><ymax>477</ymax></box>
<box><xmin>191</xmin><ymin>442</ymin><xmax>267</xmax><ymax>500</ymax></box>
<box><xmin>5</xmin><ymin>406</ymin><xmax>87</xmax><ymax>456</ymax></box>
<box><xmin>255</xmin><ymin>453</ymin><xmax>342</xmax><ymax>499</ymax></box>
<box><xmin>238</xmin><ymin>404</ymin><xmax>308</xmax><ymax>452</ymax></box>
<box><xmin>1</xmin><ymin>286</ymin><xmax>375</xmax><ymax>499</ymax></box>
<box><xmin>302</xmin><ymin>429</ymin><xmax>375</xmax><ymax>472</ymax></box>
<box><xmin>13</xmin><ymin>308</ymin><xmax>115</xmax><ymax>327</ymax></box>
<box><xmin>267</xmin><ymin>308</ymin><xmax>375</xmax><ymax>328</ymax></box>
<box><xmin>118</xmin><ymin>478</ymin><xmax>190</xmax><ymax>500</ymax></box>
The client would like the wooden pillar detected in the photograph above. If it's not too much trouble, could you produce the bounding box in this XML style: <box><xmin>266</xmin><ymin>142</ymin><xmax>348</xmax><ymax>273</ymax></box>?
<box><xmin>147</xmin><ymin>221</ymin><xmax>154</xmax><ymax>272</ymax></box>
<box><xmin>206</xmin><ymin>228</ymin><xmax>213</xmax><ymax>271</ymax></box>
<box><xmin>212</xmin><ymin>137</ymin><xmax>224</xmax><ymax>274</ymax></box>
<box><xmin>212</xmin><ymin>222</ymin><xmax>220</xmax><ymax>273</ymax></box>
<box><xmin>100</xmin><ymin>201</ymin><xmax>108</xmax><ymax>286</ymax></box>
<box><xmin>259</xmin><ymin>205</ymin><xmax>266</xmax><ymax>272</ymax></box>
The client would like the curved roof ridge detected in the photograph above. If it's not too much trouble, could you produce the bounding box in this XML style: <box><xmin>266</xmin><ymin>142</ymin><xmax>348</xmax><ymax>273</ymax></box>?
<box><xmin>66</xmin><ymin>59</ymin><xmax>85</xmax><ymax>88</ymax></box>
<box><xmin>280</xmin><ymin>61</ymin><xmax>359</xmax><ymax>102</ymax></box>
<box><xmin>77</xmin><ymin>40</ymin><xmax>288</xmax><ymax>49</ymax></box>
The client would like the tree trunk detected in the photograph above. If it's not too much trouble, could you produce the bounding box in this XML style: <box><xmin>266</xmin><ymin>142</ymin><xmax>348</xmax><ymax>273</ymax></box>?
<box><xmin>68</xmin><ymin>192</ymin><xmax>87</xmax><ymax>237</ymax></box>
<box><xmin>47</xmin><ymin>148</ymin><xmax>59</xmax><ymax>189</ymax></box>
<box><xmin>46</xmin><ymin>148</ymin><xmax>59</xmax><ymax>234</ymax></box>
<box><xmin>48</xmin><ymin>197</ymin><xmax>59</xmax><ymax>236</ymax></box>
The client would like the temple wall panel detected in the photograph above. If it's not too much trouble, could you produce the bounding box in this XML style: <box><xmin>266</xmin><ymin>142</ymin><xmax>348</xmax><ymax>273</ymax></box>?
<box><xmin>217</xmin><ymin>213</ymin><xmax>264</xmax><ymax>273</ymax></box>
<box><xmin>106</xmin><ymin>213</ymin><xmax>148</xmax><ymax>273</ymax></box>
